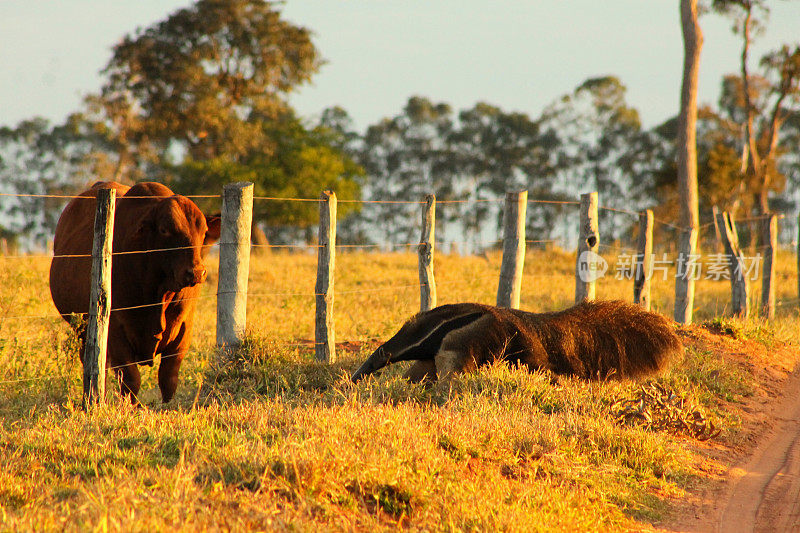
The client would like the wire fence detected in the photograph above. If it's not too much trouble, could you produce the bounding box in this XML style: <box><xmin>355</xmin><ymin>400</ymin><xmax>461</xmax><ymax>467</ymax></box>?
<box><xmin>1</xmin><ymin>187</ymin><xmax>799</xmax><ymax>392</ymax></box>
<box><xmin>2</xmin><ymin>193</ymin><xmax>783</xmax><ymax>254</ymax></box>
<box><xmin>1</xmin><ymin>189</ymin><xmax>796</xmax><ymax>295</ymax></box>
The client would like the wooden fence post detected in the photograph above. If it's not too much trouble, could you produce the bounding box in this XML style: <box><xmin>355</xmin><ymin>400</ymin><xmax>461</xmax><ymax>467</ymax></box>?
<box><xmin>797</xmin><ymin>213</ymin><xmax>800</xmax><ymax>310</ymax></box>
<box><xmin>761</xmin><ymin>214</ymin><xmax>777</xmax><ymax>320</ymax></box>
<box><xmin>418</xmin><ymin>194</ymin><xmax>436</xmax><ymax>312</ymax></box>
<box><xmin>216</xmin><ymin>182</ymin><xmax>254</xmax><ymax>350</ymax></box>
<box><xmin>83</xmin><ymin>187</ymin><xmax>116</xmax><ymax>407</ymax></box>
<box><xmin>497</xmin><ymin>190</ymin><xmax>527</xmax><ymax>309</ymax></box>
<box><xmin>674</xmin><ymin>226</ymin><xmax>699</xmax><ymax>324</ymax></box>
<box><xmin>575</xmin><ymin>192</ymin><xmax>600</xmax><ymax>303</ymax></box>
<box><xmin>712</xmin><ymin>205</ymin><xmax>722</xmax><ymax>252</ymax></box>
<box><xmin>315</xmin><ymin>190</ymin><xmax>337</xmax><ymax>363</ymax></box>
<box><xmin>633</xmin><ymin>209</ymin><xmax>654</xmax><ymax>310</ymax></box>
<box><xmin>716</xmin><ymin>211</ymin><xmax>749</xmax><ymax>318</ymax></box>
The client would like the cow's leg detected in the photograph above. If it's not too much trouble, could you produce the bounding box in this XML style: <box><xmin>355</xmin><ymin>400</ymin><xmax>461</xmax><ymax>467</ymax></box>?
<box><xmin>157</xmin><ymin>352</ymin><xmax>185</xmax><ymax>403</ymax></box>
<box><xmin>72</xmin><ymin>314</ymin><xmax>88</xmax><ymax>357</ymax></box>
<box><xmin>157</xmin><ymin>322</ymin><xmax>190</xmax><ymax>403</ymax></box>
<box><xmin>107</xmin><ymin>321</ymin><xmax>143</xmax><ymax>405</ymax></box>
<box><xmin>116</xmin><ymin>364</ymin><xmax>142</xmax><ymax>404</ymax></box>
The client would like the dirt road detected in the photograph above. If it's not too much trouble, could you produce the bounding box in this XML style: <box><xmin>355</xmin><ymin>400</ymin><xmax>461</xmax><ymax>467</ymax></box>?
<box><xmin>717</xmin><ymin>367</ymin><xmax>800</xmax><ymax>532</ymax></box>
<box><xmin>654</xmin><ymin>326</ymin><xmax>800</xmax><ymax>532</ymax></box>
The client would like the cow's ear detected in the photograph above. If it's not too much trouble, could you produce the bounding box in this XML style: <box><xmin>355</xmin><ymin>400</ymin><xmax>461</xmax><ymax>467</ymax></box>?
<box><xmin>204</xmin><ymin>213</ymin><xmax>221</xmax><ymax>245</ymax></box>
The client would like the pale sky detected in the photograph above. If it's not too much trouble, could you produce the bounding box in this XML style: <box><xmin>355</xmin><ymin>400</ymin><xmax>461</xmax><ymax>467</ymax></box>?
<box><xmin>1</xmin><ymin>1</ymin><xmax>799</xmax><ymax>132</ymax></box>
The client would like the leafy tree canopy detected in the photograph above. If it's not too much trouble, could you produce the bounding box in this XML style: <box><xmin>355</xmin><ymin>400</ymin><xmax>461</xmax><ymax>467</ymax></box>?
<box><xmin>171</xmin><ymin>110</ymin><xmax>363</xmax><ymax>231</ymax></box>
<box><xmin>86</xmin><ymin>0</ymin><xmax>366</xmax><ymax>234</ymax></box>
<box><xmin>97</xmin><ymin>0</ymin><xmax>321</xmax><ymax>166</ymax></box>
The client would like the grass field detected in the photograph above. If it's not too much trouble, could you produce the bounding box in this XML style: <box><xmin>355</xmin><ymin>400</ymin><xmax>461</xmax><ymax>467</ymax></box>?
<box><xmin>1</xmin><ymin>248</ymin><xmax>799</xmax><ymax>531</ymax></box>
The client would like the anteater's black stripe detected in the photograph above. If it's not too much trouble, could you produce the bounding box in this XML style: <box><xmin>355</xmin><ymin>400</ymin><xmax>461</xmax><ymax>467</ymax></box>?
<box><xmin>350</xmin><ymin>311</ymin><xmax>485</xmax><ymax>382</ymax></box>
<box><xmin>392</xmin><ymin>311</ymin><xmax>485</xmax><ymax>362</ymax></box>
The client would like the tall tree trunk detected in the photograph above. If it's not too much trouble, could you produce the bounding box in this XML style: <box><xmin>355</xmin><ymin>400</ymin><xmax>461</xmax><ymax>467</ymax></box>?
<box><xmin>674</xmin><ymin>0</ymin><xmax>703</xmax><ymax>324</ymax></box>
<box><xmin>112</xmin><ymin>148</ymin><xmax>129</xmax><ymax>183</ymax></box>
<box><xmin>757</xmin><ymin>83</ymin><xmax>790</xmax><ymax>216</ymax></box>
<box><xmin>739</xmin><ymin>6</ymin><xmax>768</xmax><ymax>216</ymax></box>
<box><xmin>757</xmin><ymin>179</ymin><xmax>770</xmax><ymax>214</ymax></box>
<box><xmin>741</xmin><ymin>8</ymin><xmax>759</xmax><ymax>174</ymax></box>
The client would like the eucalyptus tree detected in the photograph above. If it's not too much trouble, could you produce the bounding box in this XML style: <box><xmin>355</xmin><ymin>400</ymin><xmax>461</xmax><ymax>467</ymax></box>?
<box><xmin>674</xmin><ymin>0</ymin><xmax>703</xmax><ymax>324</ymax></box>
<box><xmin>712</xmin><ymin>0</ymin><xmax>800</xmax><ymax>215</ymax></box>
<box><xmin>449</xmin><ymin>102</ymin><xmax>548</xmax><ymax>246</ymax></box>
<box><xmin>89</xmin><ymin>0</ymin><xmax>366</xmax><ymax>237</ymax></box>
<box><xmin>358</xmin><ymin>96</ymin><xmax>459</xmax><ymax>244</ymax></box>
<box><xmin>0</xmin><ymin>114</ymin><xmax>111</xmax><ymax>247</ymax></box>
<box><xmin>536</xmin><ymin>76</ymin><xmax>647</xmax><ymax>241</ymax></box>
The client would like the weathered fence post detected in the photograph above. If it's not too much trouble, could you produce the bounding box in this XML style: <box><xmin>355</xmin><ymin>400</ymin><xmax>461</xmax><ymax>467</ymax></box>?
<box><xmin>497</xmin><ymin>190</ymin><xmax>527</xmax><ymax>309</ymax></box>
<box><xmin>761</xmin><ymin>214</ymin><xmax>777</xmax><ymax>319</ymax></box>
<box><xmin>633</xmin><ymin>209</ymin><xmax>654</xmax><ymax>310</ymax></box>
<box><xmin>575</xmin><ymin>192</ymin><xmax>600</xmax><ymax>303</ymax></box>
<box><xmin>315</xmin><ymin>190</ymin><xmax>337</xmax><ymax>363</ymax></box>
<box><xmin>716</xmin><ymin>211</ymin><xmax>749</xmax><ymax>318</ymax></box>
<box><xmin>798</xmin><ymin>213</ymin><xmax>800</xmax><ymax>308</ymax></box>
<box><xmin>674</xmin><ymin>226</ymin><xmax>699</xmax><ymax>324</ymax></box>
<box><xmin>216</xmin><ymin>182</ymin><xmax>254</xmax><ymax>351</ymax></box>
<box><xmin>418</xmin><ymin>194</ymin><xmax>437</xmax><ymax>312</ymax></box>
<box><xmin>83</xmin><ymin>187</ymin><xmax>116</xmax><ymax>407</ymax></box>
<box><xmin>712</xmin><ymin>205</ymin><xmax>722</xmax><ymax>251</ymax></box>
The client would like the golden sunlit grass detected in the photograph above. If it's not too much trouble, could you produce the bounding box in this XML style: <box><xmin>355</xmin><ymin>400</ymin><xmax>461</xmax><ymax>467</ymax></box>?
<box><xmin>0</xmin><ymin>249</ymin><xmax>798</xmax><ymax>530</ymax></box>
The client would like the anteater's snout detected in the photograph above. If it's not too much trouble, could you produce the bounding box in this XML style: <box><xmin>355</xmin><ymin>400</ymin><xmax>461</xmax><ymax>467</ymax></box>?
<box><xmin>351</xmin><ymin>347</ymin><xmax>390</xmax><ymax>382</ymax></box>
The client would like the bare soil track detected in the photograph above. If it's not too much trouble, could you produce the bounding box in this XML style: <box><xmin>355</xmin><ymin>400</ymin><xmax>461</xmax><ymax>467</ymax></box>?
<box><xmin>662</xmin><ymin>327</ymin><xmax>800</xmax><ymax>532</ymax></box>
<box><xmin>716</xmin><ymin>366</ymin><xmax>800</xmax><ymax>532</ymax></box>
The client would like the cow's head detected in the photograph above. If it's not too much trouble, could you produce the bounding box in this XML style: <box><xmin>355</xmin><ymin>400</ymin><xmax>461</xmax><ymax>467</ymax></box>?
<box><xmin>138</xmin><ymin>196</ymin><xmax>221</xmax><ymax>293</ymax></box>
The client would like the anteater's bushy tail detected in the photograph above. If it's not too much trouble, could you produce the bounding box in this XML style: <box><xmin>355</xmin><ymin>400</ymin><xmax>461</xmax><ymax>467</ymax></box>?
<box><xmin>525</xmin><ymin>300</ymin><xmax>681</xmax><ymax>380</ymax></box>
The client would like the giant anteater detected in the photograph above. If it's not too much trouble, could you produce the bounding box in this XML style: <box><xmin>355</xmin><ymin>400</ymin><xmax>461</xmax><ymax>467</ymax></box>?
<box><xmin>351</xmin><ymin>300</ymin><xmax>682</xmax><ymax>383</ymax></box>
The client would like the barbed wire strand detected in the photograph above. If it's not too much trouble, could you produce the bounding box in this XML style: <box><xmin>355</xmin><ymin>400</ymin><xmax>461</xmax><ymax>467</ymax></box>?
<box><xmin>1</xmin><ymin>237</ymin><xmax>571</xmax><ymax>259</ymax></box>
<box><xmin>0</xmin><ymin>334</ymin><xmax>356</xmax><ymax>386</ymax></box>
<box><xmin>2</xmin><ymin>191</ymin><xmax>793</xmax><ymax>238</ymax></box>
<box><xmin>0</xmin><ymin>192</ymin><xmax>220</xmax><ymax>200</ymax></box>
<box><xmin>597</xmin><ymin>242</ymin><xmax>639</xmax><ymax>255</ymax></box>
<box><xmin>598</xmin><ymin>205</ymin><xmax>641</xmax><ymax>218</ymax></box>
<box><xmin>528</xmin><ymin>199</ymin><xmax>581</xmax><ymax>206</ymax></box>
<box><xmin>0</xmin><ymin>267</ymin><xmax>583</xmax><ymax>322</ymax></box>
<box><xmin>735</xmin><ymin>213</ymin><xmax>787</xmax><ymax>223</ymax></box>
<box><xmin>437</xmin><ymin>198</ymin><xmax>500</xmax><ymax>204</ymax></box>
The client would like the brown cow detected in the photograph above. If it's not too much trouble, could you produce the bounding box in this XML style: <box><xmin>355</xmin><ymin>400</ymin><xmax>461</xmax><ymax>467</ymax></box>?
<box><xmin>50</xmin><ymin>181</ymin><xmax>221</xmax><ymax>403</ymax></box>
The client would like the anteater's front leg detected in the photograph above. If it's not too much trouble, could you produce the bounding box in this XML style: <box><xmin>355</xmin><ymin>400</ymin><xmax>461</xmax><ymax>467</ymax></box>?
<box><xmin>404</xmin><ymin>360</ymin><xmax>437</xmax><ymax>383</ymax></box>
<box><xmin>350</xmin><ymin>308</ymin><xmax>486</xmax><ymax>383</ymax></box>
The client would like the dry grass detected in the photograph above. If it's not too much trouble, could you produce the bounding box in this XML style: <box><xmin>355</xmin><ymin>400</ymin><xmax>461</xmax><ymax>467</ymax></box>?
<box><xmin>0</xmin><ymin>248</ymin><xmax>798</xmax><ymax>531</ymax></box>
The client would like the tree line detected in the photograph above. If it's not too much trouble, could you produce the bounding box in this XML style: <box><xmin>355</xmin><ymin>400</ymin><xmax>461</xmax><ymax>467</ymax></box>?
<box><xmin>1</xmin><ymin>0</ymin><xmax>798</xmax><ymax>251</ymax></box>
